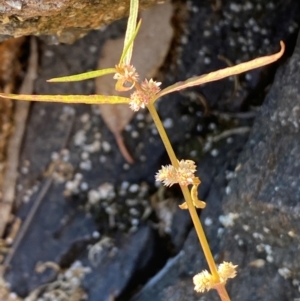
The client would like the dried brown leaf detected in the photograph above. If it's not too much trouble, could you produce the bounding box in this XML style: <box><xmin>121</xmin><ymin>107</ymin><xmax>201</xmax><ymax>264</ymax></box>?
<box><xmin>96</xmin><ymin>2</ymin><xmax>174</xmax><ymax>163</ymax></box>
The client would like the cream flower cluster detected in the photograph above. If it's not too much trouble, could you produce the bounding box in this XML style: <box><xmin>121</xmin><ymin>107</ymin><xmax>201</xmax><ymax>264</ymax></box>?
<box><xmin>113</xmin><ymin>64</ymin><xmax>139</xmax><ymax>84</ymax></box>
<box><xmin>129</xmin><ymin>79</ymin><xmax>161</xmax><ymax>111</ymax></box>
<box><xmin>193</xmin><ymin>262</ymin><xmax>237</xmax><ymax>293</ymax></box>
<box><xmin>155</xmin><ymin>159</ymin><xmax>197</xmax><ymax>186</ymax></box>
<box><xmin>113</xmin><ymin>64</ymin><xmax>161</xmax><ymax>111</ymax></box>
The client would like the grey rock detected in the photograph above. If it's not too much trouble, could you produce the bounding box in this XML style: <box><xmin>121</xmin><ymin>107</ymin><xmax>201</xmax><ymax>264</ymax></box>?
<box><xmin>5</xmin><ymin>185</ymin><xmax>98</xmax><ymax>297</ymax></box>
<box><xmin>219</xmin><ymin>31</ymin><xmax>300</xmax><ymax>300</ymax></box>
<box><xmin>82</xmin><ymin>225</ymin><xmax>157</xmax><ymax>301</ymax></box>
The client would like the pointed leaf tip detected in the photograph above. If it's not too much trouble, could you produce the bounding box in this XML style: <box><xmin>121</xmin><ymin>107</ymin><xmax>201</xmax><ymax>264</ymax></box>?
<box><xmin>156</xmin><ymin>41</ymin><xmax>285</xmax><ymax>99</ymax></box>
<box><xmin>47</xmin><ymin>68</ymin><xmax>116</xmax><ymax>82</ymax></box>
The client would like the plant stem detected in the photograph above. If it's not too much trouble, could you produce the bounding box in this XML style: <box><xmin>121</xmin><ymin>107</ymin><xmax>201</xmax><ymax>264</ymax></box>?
<box><xmin>147</xmin><ymin>102</ymin><xmax>221</xmax><ymax>282</ymax></box>
<box><xmin>215</xmin><ymin>283</ymin><xmax>232</xmax><ymax>301</ymax></box>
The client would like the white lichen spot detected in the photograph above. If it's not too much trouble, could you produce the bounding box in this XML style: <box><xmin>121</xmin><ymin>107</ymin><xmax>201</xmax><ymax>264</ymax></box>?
<box><xmin>151</xmin><ymin>128</ymin><xmax>158</xmax><ymax>135</ymax></box>
<box><xmin>45</xmin><ymin>50</ymin><xmax>54</xmax><ymax>57</ymax></box>
<box><xmin>204</xmin><ymin>217</ymin><xmax>213</xmax><ymax>226</ymax></box>
<box><xmin>163</xmin><ymin>118</ymin><xmax>174</xmax><ymax>129</ymax></box>
<box><xmin>81</xmin><ymin>152</ymin><xmax>89</xmax><ymax>160</ymax></box>
<box><xmin>98</xmin><ymin>183</ymin><xmax>115</xmax><ymax>199</ymax></box>
<box><xmin>21</xmin><ymin>166</ymin><xmax>29</xmax><ymax>175</ymax></box>
<box><xmin>80</xmin><ymin>113</ymin><xmax>90</xmax><ymax>123</ymax></box>
<box><xmin>89</xmin><ymin>45</ymin><xmax>97</xmax><ymax>53</ymax></box>
<box><xmin>219</xmin><ymin>212</ymin><xmax>239</xmax><ymax>227</ymax></box>
<box><xmin>181</xmin><ymin>35</ymin><xmax>188</xmax><ymax>44</ymax></box>
<box><xmin>249</xmin><ymin>259</ymin><xmax>265</xmax><ymax>268</ymax></box>
<box><xmin>102</xmin><ymin>141</ymin><xmax>111</xmax><ymax>152</ymax></box>
<box><xmin>83</xmin><ymin>140</ymin><xmax>101</xmax><ymax>153</ymax></box>
<box><xmin>99</xmin><ymin>155</ymin><xmax>106</xmax><ymax>163</ymax></box>
<box><xmin>131</xmin><ymin>218</ymin><xmax>139</xmax><ymax>226</ymax></box>
<box><xmin>129</xmin><ymin>184</ymin><xmax>139</xmax><ymax>193</ymax></box>
<box><xmin>80</xmin><ymin>182</ymin><xmax>89</xmax><ymax>191</ymax></box>
<box><xmin>210</xmin><ymin>149</ymin><xmax>219</xmax><ymax>157</ymax></box>
<box><xmin>131</xmin><ymin>130</ymin><xmax>139</xmax><ymax>138</ymax></box>
<box><xmin>79</xmin><ymin>160</ymin><xmax>92</xmax><ymax>170</ymax></box>
<box><xmin>217</xmin><ymin>227</ymin><xmax>224</xmax><ymax>237</ymax></box>
<box><xmin>92</xmin><ymin>231</ymin><xmax>100</xmax><ymax>239</ymax></box>
<box><xmin>229</xmin><ymin>3</ymin><xmax>241</xmax><ymax>13</ymax></box>
<box><xmin>74</xmin><ymin>130</ymin><xmax>86</xmax><ymax>146</ymax></box>
<box><xmin>226</xmin><ymin>137</ymin><xmax>233</xmax><ymax>144</ymax></box>
<box><xmin>123</xmin><ymin>163</ymin><xmax>130</xmax><ymax>170</ymax></box>
<box><xmin>32</xmin><ymin>261</ymin><xmax>90</xmax><ymax>300</ymax></box>
<box><xmin>125</xmin><ymin>199</ymin><xmax>138</xmax><ymax>206</ymax></box>
<box><xmin>203</xmin><ymin>30</ymin><xmax>211</xmax><ymax>37</ymax></box>
<box><xmin>129</xmin><ymin>208</ymin><xmax>139</xmax><ymax>216</ymax></box>
<box><xmin>288</xmin><ymin>230</ymin><xmax>296</xmax><ymax>238</ymax></box>
<box><xmin>253</xmin><ymin>232</ymin><xmax>264</xmax><ymax>240</ymax></box>
<box><xmin>245</xmin><ymin>73</ymin><xmax>252</xmax><ymax>81</ymax></box>
<box><xmin>88</xmin><ymin>190</ymin><xmax>101</xmax><ymax>205</ymax></box>
<box><xmin>225</xmin><ymin>186</ymin><xmax>232</xmax><ymax>195</ymax></box>
<box><xmin>242</xmin><ymin>224</ymin><xmax>249</xmax><ymax>231</ymax></box>
<box><xmin>88</xmin><ymin>237</ymin><xmax>116</xmax><ymax>266</ymax></box>
<box><xmin>266</xmin><ymin>255</ymin><xmax>274</xmax><ymax>263</ymax></box>
<box><xmin>278</xmin><ymin>267</ymin><xmax>291</xmax><ymax>279</ymax></box>
<box><xmin>124</xmin><ymin>124</ymin><xmax>133</xmax><ymax>131</ymax></box>
<box><xmin>204</xmin><ymin>57</ymin><xmax>211</xmax><ymax>65</ymax></box>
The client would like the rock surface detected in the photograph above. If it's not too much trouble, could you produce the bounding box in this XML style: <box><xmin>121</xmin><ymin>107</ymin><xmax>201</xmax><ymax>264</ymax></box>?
<box><xmin>0</xmin><ymin>0</ymin><xmax>161</xmax><ymax>44</ymax></box>
<box><xmin>220</xmin><ymin>30</ymin><xmax>300</xmax><ymax>300</ymax></box>
<box><xmin>2</xmin><ymin>0</ymin><xmax>300</xmax><ymax>300</ymax></box>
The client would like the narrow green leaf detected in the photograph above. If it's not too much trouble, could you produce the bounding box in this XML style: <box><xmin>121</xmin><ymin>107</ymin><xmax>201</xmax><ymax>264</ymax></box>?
<box><xmin>156</xmin><ymin>41</ymin><xmax>285</xmax><ymax>99</ymax></box>
<box><xmin>119</xmin><ymin>19</ymin><xmax>142</xmax><ymax>64</ymax></box>
<box><xmin>122</xmin><ymin>0</ymin><xmax>139</xmax><ymax>64</ymax></box>
<box><xmin>47</xmin><ymin>68</ymin><xmax>116</xmax><ymax>83</ymax></box>
<box><xmin>0</xmin><ymin>93</ymin><xmax>130</xmax><ymax>105</ymax></box>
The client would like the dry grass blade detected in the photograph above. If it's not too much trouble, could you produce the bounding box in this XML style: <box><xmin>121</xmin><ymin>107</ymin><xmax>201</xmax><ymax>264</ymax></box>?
<box><xmin>0</xmin><ymin>93</ymin><xmax>131</xmax><ymax>104</ymax></box>
<box><xmin>157</xmin><ymin>41</ymin><xmax>285</xmax><ymax>98</ymax></box>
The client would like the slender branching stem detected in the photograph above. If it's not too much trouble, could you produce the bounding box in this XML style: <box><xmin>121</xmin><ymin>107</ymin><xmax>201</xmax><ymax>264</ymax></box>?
<box><xmin>215</xmin><ymin>283</ymin><xmax>232</xmax><ymax>301</ymax></box>
<box><xmin>147</xmin><ymin>103</ymin><xmax>178</xmax><ymax>167</ymax></box>
<box><xmin>147</xmin><ymin>102</ymin><xmax>222</xmax><ymax>284</ymax></box>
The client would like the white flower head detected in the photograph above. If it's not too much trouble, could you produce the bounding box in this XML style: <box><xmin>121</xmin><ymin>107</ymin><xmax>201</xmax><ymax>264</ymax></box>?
<box><xmin>155</xmin><ymin>159</ymin><xmax>197</xmax><ymax>186</ymax></box>
<box><xmin>141</xmin><ymin>78</ymin><xmax>161</xmax><ymax>97</ymax></box>
<box><xmin>193</xmin><ymin>262</ymin><xmax>238</xmax><ymax>293</ymax></box>
<box><xmin>193</xmin><ymin>270</ymin><xmax>214</xmax><ymax>293</ymax></box>
<box><xmin>114</xmin><ymin>64</ymin><xmax>139</xmax><ymax>82</ymax></box>
<box><xmin>129</xmin><ymin>90</ymin><xmax>149</xmax><ymax>111</ymax></box>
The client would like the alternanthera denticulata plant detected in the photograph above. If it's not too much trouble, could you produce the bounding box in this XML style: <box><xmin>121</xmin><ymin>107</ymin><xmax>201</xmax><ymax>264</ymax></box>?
<box><xmin>0</xmin><ymin>1</ymin><xmax>285</xmax><ymax>300</ymax></box>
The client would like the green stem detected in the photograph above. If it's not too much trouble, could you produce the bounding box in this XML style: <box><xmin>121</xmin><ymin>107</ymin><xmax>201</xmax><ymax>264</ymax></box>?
<box><xmin>147</xmin><ymin>102</ymin><xmax>220</xmax><ymax>282</ymax></box>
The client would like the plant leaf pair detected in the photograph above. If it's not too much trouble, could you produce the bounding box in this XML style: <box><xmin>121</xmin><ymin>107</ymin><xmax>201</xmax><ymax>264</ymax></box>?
<box><xmin>48</xmin><ymin>0</ymin><xmax>140</xmax><ymax>84</ymax></box>
<box><xmin>0</xmin><ymin>0</ymin><xmax>141</xmax><ymax>105</ymax></box>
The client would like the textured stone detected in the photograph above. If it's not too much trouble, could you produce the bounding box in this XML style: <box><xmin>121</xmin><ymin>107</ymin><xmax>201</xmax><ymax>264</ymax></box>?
<box><xmin>0</xmin><ymin>0</ymin><xmax>161</xmax><ymax>43</ymax></box>
<box><xmin>219</xmin><ymin>31</ymin><xmax>300</xmax><ymax>300</ymax></box>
